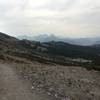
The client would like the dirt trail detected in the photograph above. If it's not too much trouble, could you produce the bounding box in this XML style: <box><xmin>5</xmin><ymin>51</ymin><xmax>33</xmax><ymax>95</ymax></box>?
<box><xmin>0</xmin><ymin>64</ymin><xmax>50</xmax><ymax>100</ymax></box>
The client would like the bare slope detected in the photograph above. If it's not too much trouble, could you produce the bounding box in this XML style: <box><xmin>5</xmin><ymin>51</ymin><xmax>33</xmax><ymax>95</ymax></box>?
<box><xmin>13</xmin><ymin>62</ymin><xmax>100</xmax><ymax>100</ymax></box>
<box><xmin>0</xmin><ymin>63</ymin><xmax>52</xmax><ymax>100</ymax></box>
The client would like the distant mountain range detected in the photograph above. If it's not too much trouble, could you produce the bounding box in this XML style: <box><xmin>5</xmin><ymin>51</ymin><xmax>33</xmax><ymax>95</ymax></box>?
<box><xmin>0</xmin><ymin>32</ymin><xmax>100</xmax><ymax>69</ymax></box>
<box><xmin>17</xmin><ymin>34</ymin><xmax>100</xmax><ymax>46</ymax></box>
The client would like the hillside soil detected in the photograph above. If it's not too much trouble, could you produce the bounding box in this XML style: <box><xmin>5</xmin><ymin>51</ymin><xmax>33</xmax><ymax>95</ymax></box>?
<box><xmin>0</xmin><ymin>61</ymin><xmax>100</xmax><ymax>100</ymax></box>
<box><xmin>0</xmin><ymin>63</ymin><xmax>52</xmax><ymax>100</ymax></box>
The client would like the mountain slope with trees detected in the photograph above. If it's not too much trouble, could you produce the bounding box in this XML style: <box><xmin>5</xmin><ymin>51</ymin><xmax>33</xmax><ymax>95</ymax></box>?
<box><xmin>0</xmin><ymin>32</ymin><xmax>100</xmax><ymax>70</ymax></box>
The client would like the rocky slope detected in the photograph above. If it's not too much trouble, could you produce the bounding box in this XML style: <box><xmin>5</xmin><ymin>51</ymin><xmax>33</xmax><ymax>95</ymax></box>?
<box><xmin>12</xmin><ymin>62</ymin><xmax>100</xmax><ymax>100</ymax></box>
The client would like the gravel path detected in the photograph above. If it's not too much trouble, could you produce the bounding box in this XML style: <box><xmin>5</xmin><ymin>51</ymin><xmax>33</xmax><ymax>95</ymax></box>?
<box><xmin>0</xmin><ymin>63</ymin><xmax>51</xmax><ymax>100</ymax></box>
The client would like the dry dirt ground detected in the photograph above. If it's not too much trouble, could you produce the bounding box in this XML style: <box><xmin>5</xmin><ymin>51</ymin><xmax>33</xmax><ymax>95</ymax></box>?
<box><xmin>0</xmin><ymin>62</ymin><xmax>100</xmax><ymax>100</ymax></box>
<box><xmin>0</xmin><ymin>63</ymin><xmax>52</xmax><ymax>100</ymax></box>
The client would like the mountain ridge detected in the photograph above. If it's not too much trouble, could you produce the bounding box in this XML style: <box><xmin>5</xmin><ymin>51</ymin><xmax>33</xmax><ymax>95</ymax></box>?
<box><xmin>0</xmin><ymin>32</ymin><xmax>100</xmax><ymax>69</ymax></box>
<box><xmin>18</xmin><ymin>34</ymin><xmax>100</xmax><ymax>46</ymax></box>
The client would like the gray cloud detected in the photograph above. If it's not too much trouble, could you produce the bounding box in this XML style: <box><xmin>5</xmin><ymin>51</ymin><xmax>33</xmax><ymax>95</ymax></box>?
<box><xmin>0</xmin><ymin>0</ymin><xmax>100</xmax><ymax>37</ymax></box>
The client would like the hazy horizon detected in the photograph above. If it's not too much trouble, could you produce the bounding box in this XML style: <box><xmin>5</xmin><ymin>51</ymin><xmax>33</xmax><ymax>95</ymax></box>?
<box><xmin>16</xmin><ymin>33</ymin><xmax>100</xmax><ymax>39</ymax></box>
<box><xmin>0</xmin><ymin>0</ymin><xmax>100</xmax><ymax>38</ymax></box>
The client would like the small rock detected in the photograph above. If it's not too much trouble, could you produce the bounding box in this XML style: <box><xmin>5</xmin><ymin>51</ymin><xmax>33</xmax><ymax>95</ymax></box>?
<box><xmin>47</xmin><ymin>92</ymin><xmax>52</xmax><ymax>96</ymax></box>
<box><xmin>31</xmin><ymin>86</ymin><xmax>34</xmax><ymax>90</ymax></box>
<box><xmin>55</xmin><ymin>93</ymin><xmax>58</xmax><ymax>98</ymax></box>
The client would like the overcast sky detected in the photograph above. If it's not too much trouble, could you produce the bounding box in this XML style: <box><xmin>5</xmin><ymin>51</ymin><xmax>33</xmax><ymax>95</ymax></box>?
<box><xmin>0</xmin><ymin>0</ymin><xmax>100</xmax><ymax>38</ymax></box>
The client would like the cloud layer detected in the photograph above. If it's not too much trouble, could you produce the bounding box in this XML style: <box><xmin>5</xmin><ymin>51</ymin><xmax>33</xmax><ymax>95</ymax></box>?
<box><xmin>0</xmin><ymin>0</ymin><xmax>100</xmax><ymax>37</ymax></box>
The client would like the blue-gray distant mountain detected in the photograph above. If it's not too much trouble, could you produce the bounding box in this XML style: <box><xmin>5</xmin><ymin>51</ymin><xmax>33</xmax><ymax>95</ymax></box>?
<box><xmin>17</xmin><ymin>34</ymin><xmax>100</xmax><ymax>46</ymax></box>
